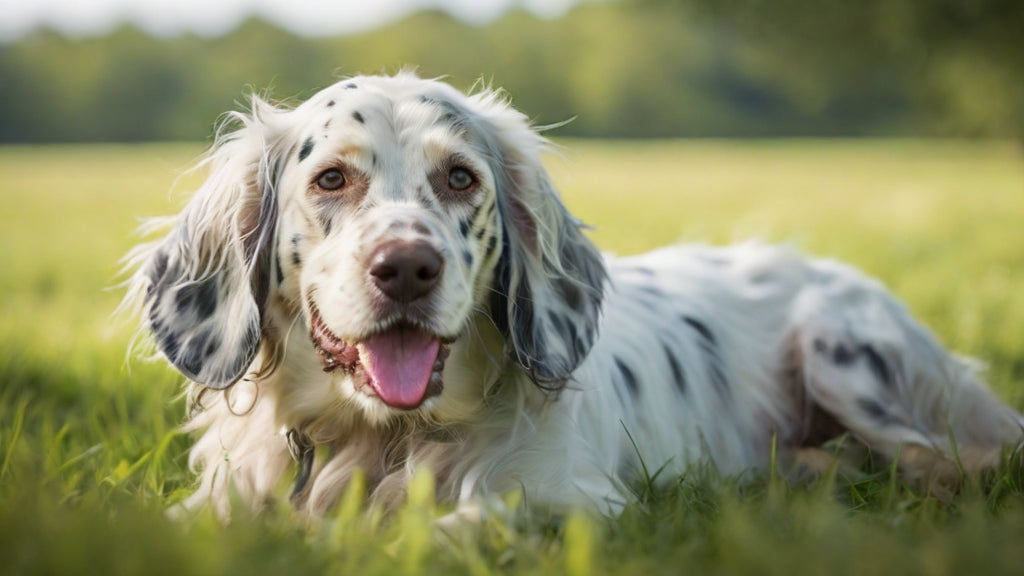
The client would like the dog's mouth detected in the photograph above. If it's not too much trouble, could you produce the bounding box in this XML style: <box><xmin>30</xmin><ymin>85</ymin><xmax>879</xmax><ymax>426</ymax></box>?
<box><xmin>309</xmin><ymin>304</ymin><xmax>450</xmax><ymax>410</ymax></box>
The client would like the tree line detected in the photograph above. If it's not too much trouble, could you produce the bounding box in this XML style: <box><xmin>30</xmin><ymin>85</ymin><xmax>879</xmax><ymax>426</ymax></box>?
<box><xmin>0</xmin><ymin>1</ymin><xmax>1020</xmax><ymax>142</ymax></box>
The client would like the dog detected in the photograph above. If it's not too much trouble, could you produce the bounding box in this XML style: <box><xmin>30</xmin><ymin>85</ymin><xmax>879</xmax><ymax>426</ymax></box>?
<box><xmin>125</xmin><ymin>72</ymin><xmax>1023</xmax><ymax>521</ymax></box>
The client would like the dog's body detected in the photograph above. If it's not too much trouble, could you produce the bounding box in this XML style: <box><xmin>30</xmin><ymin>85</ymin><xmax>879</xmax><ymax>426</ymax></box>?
<box><xmin>126</xmin><ymin>73</ymin><xmax>1023</xmax><ymax>520</ymax></box>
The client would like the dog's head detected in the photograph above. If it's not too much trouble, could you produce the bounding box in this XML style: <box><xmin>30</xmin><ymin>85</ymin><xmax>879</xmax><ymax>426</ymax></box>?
<box><xmin>127</xmin><ymin>73</ymin><xmax>606</xmax><ymax>422</ymax></box>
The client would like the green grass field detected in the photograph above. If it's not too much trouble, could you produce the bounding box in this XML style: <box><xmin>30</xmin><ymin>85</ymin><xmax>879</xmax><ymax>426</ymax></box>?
<box><xmin>2</xmin><ymin>140</ymin><xmax>1024</xmax><ymax>575</ymax></box>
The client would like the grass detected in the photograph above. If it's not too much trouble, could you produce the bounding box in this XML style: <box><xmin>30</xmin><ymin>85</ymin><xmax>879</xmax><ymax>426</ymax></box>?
<box><xmin>1</xmin><ymin>139</ymin><xmax>1024</xmax><ymax>575</ymax></box>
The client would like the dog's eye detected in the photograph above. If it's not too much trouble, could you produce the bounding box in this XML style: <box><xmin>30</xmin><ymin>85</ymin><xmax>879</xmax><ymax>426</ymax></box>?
<box><xmin>316</xmin><ymin>168</ymin><xmax>346</xmax><ymax>191</ymax></box>
<box><xmin>448</xmin><ymin>167</ymin><xmax>476</xmax><ymax>191</ymax></box>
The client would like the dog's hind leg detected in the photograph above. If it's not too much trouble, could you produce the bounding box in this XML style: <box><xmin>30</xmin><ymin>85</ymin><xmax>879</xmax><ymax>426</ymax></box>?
<box><xmin>785</xmin><ymin>259</ymin><xmax>1023</xmax><ymax>490</ymax></box>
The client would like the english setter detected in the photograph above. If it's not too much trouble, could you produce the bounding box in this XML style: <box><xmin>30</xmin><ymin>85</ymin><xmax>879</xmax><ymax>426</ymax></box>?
<box><xmin>126</xmin><ymin>73</ymin><xmax>1023</xmax><ymax>521</ymax></box>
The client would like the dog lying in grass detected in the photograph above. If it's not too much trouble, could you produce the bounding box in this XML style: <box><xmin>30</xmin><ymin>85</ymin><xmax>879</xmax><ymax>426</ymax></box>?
<box><xmin>125</xmin><ymin>72</ymin><xmax>1024</xmax><ymax>521</ymax></box>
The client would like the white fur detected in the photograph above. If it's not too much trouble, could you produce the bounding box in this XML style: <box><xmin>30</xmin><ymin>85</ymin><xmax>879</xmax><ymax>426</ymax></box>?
<box><xmin>127</xmin><ymin>73</ymin><xmax>1024</xmax><ymax>521</ymax></box>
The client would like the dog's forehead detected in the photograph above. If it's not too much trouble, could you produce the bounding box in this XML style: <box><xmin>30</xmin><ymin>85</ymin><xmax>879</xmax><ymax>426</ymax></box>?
<box><xmin>296</xmin><ymin>76</ymin><xmax>471</xmax><ymax>133</ymax></box>
<box><xmin>286</xmin><ymin>76</ymin><xmax>490</xmax><ymax>175</ymax></box>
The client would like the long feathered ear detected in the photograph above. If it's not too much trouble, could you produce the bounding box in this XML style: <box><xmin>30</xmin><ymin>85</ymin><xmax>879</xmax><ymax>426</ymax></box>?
<box><xmin>124</xmin><ymin>96</ymin><xmax>290</xmax><ymax>389</ymax></box>
<box><xmin>460</xmin><ymin>90</ymin><xmax>607</xmax><ymax>389</ymax></box>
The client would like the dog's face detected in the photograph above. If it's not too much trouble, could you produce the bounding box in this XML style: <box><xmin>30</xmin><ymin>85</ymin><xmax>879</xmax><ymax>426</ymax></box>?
<box><xmin>280</xmin><ymin>80</ymin><xmax>505</xmax><ymax>414</ymax></box>
<box><xmin>130</xmin><ymin>74</ymin><xmax>606</xmax><ymax>425</ymax></box>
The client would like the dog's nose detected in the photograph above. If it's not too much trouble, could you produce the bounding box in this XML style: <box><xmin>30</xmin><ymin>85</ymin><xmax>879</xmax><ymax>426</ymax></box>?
<box><xmin>368</xmin><ymin>240</ymin><xmax>443</xmax><ymax>302</ymax></box>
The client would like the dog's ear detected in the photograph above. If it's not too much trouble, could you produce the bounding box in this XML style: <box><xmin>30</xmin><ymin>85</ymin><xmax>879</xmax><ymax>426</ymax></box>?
<box><xmin>125</xmin><ymin>97</ymin><xmax>289</xmax><ymax>388</ymax></box>
<box><xmin>460</xmin><ymin>91</ymin><xmax>607</xmax><ymax>389</ymax></box>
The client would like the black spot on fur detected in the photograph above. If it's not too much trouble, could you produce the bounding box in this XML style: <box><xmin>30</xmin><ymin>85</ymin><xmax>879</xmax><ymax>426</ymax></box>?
<box><xmin>683</xmin><ymin>316</ymin><xmax>716</xmax><ymax>346</ymax></box>
<box><xmin>327</xmin><ymin>100</ymin><xmax>336</xmax><ymax>107</ymax></box>
<box><xmin>813</xmin><ymin>338</ymin><xmax>828</xmax><ymax>354</ymax></box>
<box><xmin>352</xmin><ymin>111</ymin><xmax>365</xmax><ymax>124</ymax></box>
<box><xmin>324</xmin><ymin>119</ymin><xmax>332</xmax><ymax>130</ymax></box>
<box><xmin>484</xmin><ymin>235</ymin><xmax>498</xmax><ymax>260</ymax></box>
<box><xmin>614</xmin><ymin>356</ymin><xmax>638</xmax><ymax>396</ymax></box>
<box><xmin>173</xmin><ymin>285</ymin><xmax>193</xmax><ymax>312</ymax></box>
<box><xmin>860</xmin><ymin>345</ymin><xmax>893</xmax><ymax>389</ymax></box>
<box><xmin>857</xmin><ymin>397</ymin><xmax>887</xmax><ymax>419</ymax></box>
<box><xmin>290</xmin><ymin>235</ymin><xmax>303</xmax><ymax>265</ymax></box>
<box><xmin>684</xmin><ymin>316</ymin><xmax>729</xmax><ymax>398</ymax></box>
<box><xmin>177</xmin><ymin>330</ymin><xmax>213</xmax><ymax>377</ymax></box>
<box><xmin>575</xmin><ymin>333</ymin><xmax>593</xmax><ymax>359</ymax></box>
<box><xmin>856</xmin><ymin>397</ymin><xmax>900</xmax><ymax>425</ymax></box>
<box><xmin>557</xmin><ymin>279</ymin><xmax>583</xmax><ymax>310</ymax></box>
<box><xmin>156</xmin><ymin>330</ymin><xmax>180</xmax><ymax>361</ymax></box>
<box><xmin>298</xmin><ymin>137</ymin><xmax>314</xmax><ymax>162</ymax></box>
<box><xmin>344</xmin><ymin>83</ymin><xmax>357</xmax><ymax>90</ymax></box>
<box><xmin>372</xmin><ymin>153</ymin><xmax>378</xmax><ymax>168</ymax></box>
<box><xmin>474</xmin><ymin>223</ymin><xmax>487</xmax><ymax>240</ymax></box>
<box><xmin>814</xmin><ymin>340</ymin><xmax>892</xmax><ymax>389</ymax></box>
<box><xmin>663</xmin><ymin>343</ymin><xmax>686</xmax><ymax>394</ymax></box>
<box><xmin>549</xmin><ymin>313</ymin><xmax>570</xmax><ymax>338</ymax></box>
<box><xmin>275</xmin><ymin>253</ymin><xmax>285</xmax><ymax>285</ymax></box>
<box><xmin>488</xmin><ymin>230</ymin><xmax>515</xmax><ymax>337</ymax></box>
<box><xmin>459</xmin><ymin>219</ymin><xmax>470</xmax><ymax>238</ymax></box>
<box><xmin>194</xmin><ymin>278</ymin><xmax>219</xmax><ymax>320</ymax></box>
<box><xmin>204</xmin><ymin>337</ymin><xmax>219</xmax><ymax>359</ymax></box>
<box><xmin>463</xmin><ymin>250</ymin><xmax>473</xmax><ymax>267</ymax></box>
<box><xmin>174</xmin><ymin>276</ymin><xmax>219</xmax><ymax>320</ymax></box>
<box><xmin>252</xmin><ymin>248</ymin><xmax>273</xmax><ymax>312</ymax></box>
<box><xmin>832</xmin><ymin>344</ymin><xmax>856</xmax><ymax>366</ymax></box>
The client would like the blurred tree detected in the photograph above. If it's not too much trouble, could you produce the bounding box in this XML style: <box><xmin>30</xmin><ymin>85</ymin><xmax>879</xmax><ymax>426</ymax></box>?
<box><xmin>1</xmin><ymin>1</ymin><xmax>1019</xmax><ymax>141</ymax></box>
<box><xmin>649</xmin><ymin>0</ymin><xmax>1024</xmax><ymax>137</ymax></box>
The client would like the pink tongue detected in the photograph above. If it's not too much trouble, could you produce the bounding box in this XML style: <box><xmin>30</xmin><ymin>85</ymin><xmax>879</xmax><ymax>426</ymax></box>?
<box><xmin>358</xmin><ymin>329</ymin><xmax>440</xmax><ymax>409</ymax></box>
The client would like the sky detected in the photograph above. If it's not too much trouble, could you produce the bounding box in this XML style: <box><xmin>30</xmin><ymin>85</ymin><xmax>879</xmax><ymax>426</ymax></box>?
<box><xmin>0</xmin><ymin>0</ymin><xmax>584</xmax><ymax>41</ymax></box>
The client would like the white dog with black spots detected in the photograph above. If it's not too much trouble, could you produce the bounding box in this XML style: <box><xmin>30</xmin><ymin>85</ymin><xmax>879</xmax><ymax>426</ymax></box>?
<box><xmin>125</xmin><ymin>72</ymin><xmax>1024</xmax><ymax>522</ymax></box>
